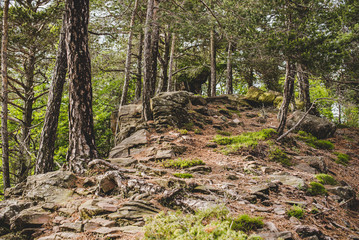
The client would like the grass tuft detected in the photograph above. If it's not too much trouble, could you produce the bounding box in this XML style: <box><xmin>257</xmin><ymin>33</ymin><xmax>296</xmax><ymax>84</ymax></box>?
<box><xmin>315</xmin><ymin>174</ymin><xmax>337</xmax><ymax>185</ymax></box>
<box><xmin>297</xmin><ymin>131</ymin><xmax>334</xmax><ymax>150</ymax></box>
<box><xmin>173</xmin><ymin>173</ymin><xmax>193</xmax><ymax>179</ymax></box>
<box><xmin>230</xmin><ymin>214</ymin><xmax>264</xmax><ymax>232</ymax></box>
<box><xmin>163</xmin><ymin>158</ymin><xmax>205</xmax><ymax>169</ymax></box>
<box><xmin>333</xmin><ymin>152</ymin><xmax>350</xmax><ymax>166</ymax></box>
<box><xmin>306</xmin><ymin>182</ymin><xmax>327</xmax><ymax>196</ymax></box>
<box><xmin>286</xmin><ymin>205</ymin><xmax>305</xmax><ymax>219</ymax></box>
<box><xmin>268</xmin><ymin>147</ymin><xmax>291</xmax><ymax>166</ymax></box>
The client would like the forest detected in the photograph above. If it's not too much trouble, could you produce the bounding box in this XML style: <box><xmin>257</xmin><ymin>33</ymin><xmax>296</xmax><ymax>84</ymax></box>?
<box><xmin>0</xmin><ymin>0</ymin><xmax>359</xmax><ymax>193</ymax></box>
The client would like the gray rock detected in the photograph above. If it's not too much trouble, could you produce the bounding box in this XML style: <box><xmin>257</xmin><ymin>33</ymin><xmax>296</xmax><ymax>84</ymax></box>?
<box><xmin>155</xmin><ymin>149</ymin><xmax>175</xmax><ymax>160</ymax></box>
<box><xmin>79</xmin><ymin>199</ymin><xmax>117</xmax><ymax>219</ymax></box>
<box><xmin>136</xmin><ymin>163</ymin><xmax>167</xmax><ymax>176</ymax></box>
<box><xmin>0</xmin><ymin>200</ymin><xmax>33</xmax><ymax>226</ymax></box>
<box><xmin>59</xmin><ymin>221</ymin><xmax>83</xmax><ymax>232</ymax></box>
<box><xmin>327</xmin><ymin>186</ymin><xmax>356</xmax><ymax>200</ymax></box>
<box><xmin>187</xmin><ymin>166</ymin><xmax>212</xmax><ymax>173</ymax></box>
<box><xmin>10</xmin><ymin>206</ymin><xmax>51</xmax><ymax>231</ymax></box>
<box><xmin>109</xmin><ymin>129</ymin><xmax>148</xmax><ymax>158</ymax></box>
<box><xmin>295</xmin><ymin>225</ymin><xmax>322</xmax><ymax>238</ymax></box>
<box><xmin>109</xmin><ymin>158</ymin><xmax>138</xmax><ymax>167</ymax></box>
<box><xmin>269</xmin><ymin>174</ymin><xmax>305</xmax><ymax>188</ymax></box>
<box><xmin>295</xmin><ymin>163</ymin><xmax>316</xmax><ymax>174</ymax></box>
<box><xmin>295</xmin><ymin>156</ymin><xmax>327</xmax><ymax>173</ymax></box>
<box><xmin>258</xmin><ymin>231</ymin><xmax>293</xmax><ymax>240</ymax></box>
<box><xmin>287</xmin><ymin>111</ymin><xmax>336</xmax><ymax>139</ymax></box>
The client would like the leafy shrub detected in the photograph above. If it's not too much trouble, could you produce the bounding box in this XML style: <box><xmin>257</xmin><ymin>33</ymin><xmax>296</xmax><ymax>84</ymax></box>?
<box><xmin>334</xmin><ymin>152</ymin><xmax>350</xmax><ymax>166</ymax></box>
<box><xmin>307</xmin><ymin>182</ymin><xmax>327</xmax><ymax>196</ymax></box>
<box><xmin>268</xmin><ymin>147</ymin><xmax>291</xmax><ymax>166</ymax></box>
<box><xmin>286</xmin><ymin>205</ymin><xmax>305</xmax><ymax>219</ymax></box>
<box><xmin>297</xmin><ymin>131</ymin><xmax>334</xmax><ymax>150</ymax></box>
<box><xmin>173</xmin><ymin>173</ymin><xmax>193</xmax><ymax>179</ymax></box>
<box><xmin>213</xmin><ymin>128</ymin><xmax>276</xmax><ymax>154</ymax></box>
<box><xmin>163</xmin><ymin>158</ymin><xmax>205</xmax><ymax>169</ymax></box>
<box><xmin>230</xmin><ymin>214</ymin><xmax>264</xmax><ymax>232</ymax></box>
<box><xmin>143</xmin><ymin>207</ymin><xmax>262</xmax><ymax>240</ymax></box>
<box><xmin>315</xmin><ymin>174</ymin><xmax>337</xmax><ymax>185</ymax></box>
<box><xmin>216</xmin><ymin>130</ymin><xmax>232</xmax><ymax>136</ymax></box>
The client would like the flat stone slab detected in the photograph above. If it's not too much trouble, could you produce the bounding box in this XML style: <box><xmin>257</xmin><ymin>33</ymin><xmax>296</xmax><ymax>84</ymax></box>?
<box><xmin>268</xmin><ymin>174</ymin><xmax>305</xmax><ymax>188</ymax></box>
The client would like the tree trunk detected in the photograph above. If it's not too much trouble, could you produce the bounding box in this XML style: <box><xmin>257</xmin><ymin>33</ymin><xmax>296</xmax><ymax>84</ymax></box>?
<box><xmin>297</xmin><ymin>63</ymin><xmax>310</xmax><ymax>110</ymax></box>
<box><xmin>135</xmin><ymin>33</ymin><xmax>143</xmax><ymax>101</ymax></box>
<box><xmin>36</xmin><ymin>13</ymin><xmax>67</xmax><ymax>174</ymax></box>
<box><xmin>167</xmin><ymin>33</ymin><xmax>176</xmax><ymax>92</ymax></box>
<box><xmin>150</xmin><ymin>0</ymin><xmax>160</xmax><ymax>97</ymax></box>
<box><xmin>120</xmin><ymin>0</ymin><xmax>139</xmax><ymax>106</ymax></box>
<box><xmin>277</xmin><ymin>60</ymin><xmax>296</xmax><ymax>135</ymax></box>
<box><xmin>142</xmin><ymin>0</ymin><xmax>155</xmax><ymax>121</ymax></box>
<box><xmin>158</xmin><ymin>30</ymin><xmax>171</xmax><ymax>93</ymax></box>
<box><xmin>65</xmin><ymin>0</ymin><xmax>98</xmax><ymax>173</ymax></box>
<box><xmin>226</xmin><ymin>41</ymin><xmax>233</xmax><ymax>95</ymax></box>
<box><xmin>210</xmin><ymin>28</ymin><xmax>216</xmax><ymax>97</ymax></box>
<box><xmin>1</xmin><ymin>0</ymin><xmax>10</xmax><ymax>190</ymax></box>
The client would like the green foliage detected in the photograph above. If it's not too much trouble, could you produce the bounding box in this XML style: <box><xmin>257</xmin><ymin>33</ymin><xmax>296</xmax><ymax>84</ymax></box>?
<box><xmin>286</xmin><ymin>205</ymin><xmax>305</xmax><ymax>219</ymax></box>
<box><xmin>213</xmin><ymin>129</ymin><xmax>276</xmax><ymax>154</ymax></box>
<box><xmin>297</xmin><ymin>131</ymin><xmax>334</xmax><ymax>150</ymax></box>
<box><xmin>177</xmin><ymin>129</ymin><xmax>189</xmax><ymax>135</ymax></box>
<box><xmin>163</xmin><ymin>158</ymin><xmax>205</xmax><ymax>169</ymax></box>
<box><xmin>194</xmin><ymin>129</ymin><xmax>202</xmax><ymax>134</ymax></box>
<box><xmin>173</xmin><ymin>173</ymin><xmax>193</xmax><ymax>179</ymax></box>
<box><xmin>315</xmin><ymin>174</ymin><xmax>337</xmax><ymax>185</ymax></box>
<box><xmin>268</xmin><ymin>147</ymin><xmax>291</xmax><ymax>166</ymax></box>
<box><xmin>143</xmin><ymin>206</ymin><xmax>262</xmax><ymax>240</ymax></box>
<box><xmin>183</xmin><ymin>122</ymin><xmax>195</xmax><ymax>131</ymax></box>
<box><xmin>334</xmin><ymin>152</ymin><xmax>351</xmax><ymax>166</ymax></box>
<box><xmin>230</xmin><ymin>214</ymin><xmax>264</xmax><ymax>232</ymax></box>
<box><xmin>309</xmin><ymin>207</ymin><xmax>319</xmax><ymax>214</ymax></box>
<box><xmin>216</xmin><ymin>130</ymin><xmax>232</xmax><ymax>136</ymax></box>
<box><xmin>307</xmin><ymin>182</ymin><xmax>327</xmax><ymax>196</ymax></box>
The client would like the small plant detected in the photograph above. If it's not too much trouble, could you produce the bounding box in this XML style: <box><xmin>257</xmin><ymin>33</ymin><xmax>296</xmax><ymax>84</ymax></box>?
<box><xmin>309</xmin><ymin>207</ymin><xmax>319</xmax><ymax>214</ymax></box>
<box><xmin>268</xmin><ymin>147</ymin><xmax>291</xmax><ymax>166</ymax></box>
<box><xmin>216</xmin><ymin>130</ymin><xmax>231</xmax><ymax>136</ymax></box>
<box><xmin>334</xmin><ymin>152</ymin><xmax>351</xmax><ymax>166</ymax></box>
<box><xmin>183</xmin><ymin>122</ymin><xmax>194</xmax><ymax>131</ymax></box>
<box><xmin>163</xmin><ymin>158</ymin><xmax>205</xmax><ymax>169</ymax></box>
<box><xmin>177</xmin><ymin>129</ymin><xmax>188</xmax><ymax>135</ymax></box>
<box><xmin>230</xmin><ymin>214</ymin><xmax>264</xmax><ymax>232</ymax></box>
<box><xmin>173</xmin><ymin>173</ymin><xmax>193</xmax><ymax>178</ymax></box>
<box><xmin>286</xmin><ymin>205</ymin><xmax>305</xmax><ymax>219</ymax></box>
<box><xmin>307</xmin><ymin>182</ymin><xmax>327</xmax><ymax>196</ymax></box>
<box><xmin>297</xmin><ymin>131</ymin><xmax>334</xmax><ymax>150</ymax></box>
<box><xmin>213</xmin><ymin>128</ymin><xmax>276</xmax><ymax>154</ymax></box>
<box><xmin>194</xmin><ymin>128</ymin><xmax>202</xmax><ymax>134</ymax></box>
<box><xmin>315</xmin><ymin>174</ymin><xmax>337</xmax><ymax>185</ymax></box>
<box><xmin>143</xmin><ymin>206</ymin><xmax>262</xmax><ymax>240</ymax></box>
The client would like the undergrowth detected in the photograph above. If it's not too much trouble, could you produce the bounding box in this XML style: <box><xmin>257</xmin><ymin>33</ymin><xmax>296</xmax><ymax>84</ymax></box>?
<box><xmin>143</xmin><ymin>206</ymin><xmax>263</xmax><ymax>240</ymax></box>
<box><xmin>286</xmin><ymin>205</ymin><xmax>305</xmax><ymax>219</ymax></box>
<box><xmin>173</xmin><ymin>173</ymin><xmax>193</xmax><ymax>178</ymax></box>
<box><xmin>333</xmin><ymin>152</ymin><xmax>350</xmax><ymax>166</ymax></box>
<box><xmin>213</xmin><ymin>128</ymin><xmax>276</xmax><ymax>154</ymax></box>
<box><xmin>306</xmin><ymin>182</ymin><xmax>327</xmax><ymax>196</ymax></box>
<box><xmin>268</xmin><ymin>147</ymin><xmax>291</xmax><ymax>166</ymax></box>
<box><xmin>297</xmin><ymin>131</ymin><xmax>334</xmax><ymax>150</ymax></box>
<box><xmin>315</xmin><ymin>174</ymin><xmax>337</xmax><ymax>185</ymax></box>
<box><xmin>163</xmin><ymin>158</ymin><xmax>205</xmax><ymax>169</ymax></box>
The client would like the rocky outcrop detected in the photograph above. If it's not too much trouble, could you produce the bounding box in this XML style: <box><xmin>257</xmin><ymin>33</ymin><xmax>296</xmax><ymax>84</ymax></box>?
<box><xmin>244</xmin><ymin>86</ymin><xmax>283</xmax><ymax>107</ymax></box>
<box><xmin>287</xmin><ymin>111</ymin><xmax>336</xmax><ymax>139</ymax></box>
<box><xmin>109</xmin><ymin>129</ymin><xmax>148</xmax><ymax>158</ymax></box>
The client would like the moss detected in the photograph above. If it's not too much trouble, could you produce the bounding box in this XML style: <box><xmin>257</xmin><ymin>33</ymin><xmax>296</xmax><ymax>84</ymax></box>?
<box><xmin>274</xmin><ymin>96</ymin><xmax>283</xmax><ymax>108</ymax></box>
<box><xmin>230</xmin><ymin>214</ymin><xmax>264</xmax><ymax>232</ymax></box>
<box><xmin>258</xmin><ymin>92</ymin><xmax>276</xmax><ymax>104</ymax></box>
<box><xmin>177</xmin><ymin>129</ymin><xmax>188</xmax><ymax>135</ymax></box>
<box><xmin>245</xmin><ymin>86</ymin><xmax>265</xmax><ymax>101</ymax></box>
<box><xmin>143</xmin><ymin>206</ymin><xmax>262</xmax><ymax>240</ymax></box>
<box><xmin>163</xmin><ymin>158</ymin><xmax>205</xmax><ymax>169</ymax></box>
<box><xmin>194</xmin><ymin>129</ymin><xmax>202</xmax><ymax>134</ymax></box>
<box><xmin>286</xmin><ymin>205</ymin><xmax>305</xmax><ymax>219</ymax></box>
<box><xmin>183</xmin><ymin>122</ymin><xmax>194</xmax><ymax>131</ymax></box>
<box><xmin>297</xmin><ymin>131</ymin><xmax>334</xmax><ymax>150</ymax></box>
<box><xmin>268</xmin><ymin>147</ymin><xmax>291</xmax><ymax>166</ymax></box>
<box><xmin>315</xmin><ymin>174</ymin><xmax>337</xmax><ymax>185</ymax></box>
<box><xmin>216</xmin><ymin>130</ymin><xmax>231</xmax><ymax>136</ymax></box>
<box><xmin>213</xmin><ymin>128</ymin><xmax>276</xmax><ymax>154</ymax></box>
<box><xmin>307</xmin><ymin>182</ymin><xmax>327</xmax><ymax>196</ymax></box>
<box><xmin>309</xmin><ymin>207</ymin><xmax>319</xmax><ymax>214</ymax></box>
<box><xmin>334</xmin><ymin>152</ymin><xmax>350</xmax><ymax>166</ymax></box>
<box><xmin>173</xmin><ymin>173</ymin><xmax>193</xmax><ymax>179</ymax></box>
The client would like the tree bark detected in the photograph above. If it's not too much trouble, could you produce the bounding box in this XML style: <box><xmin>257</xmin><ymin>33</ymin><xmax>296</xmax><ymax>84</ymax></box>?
<box><xmin>135</xmin><ymin>33</ymin><xmax>144</xmax><ymax>101</ymax></box>
<box><xmin>226</xmin><ymin>41</ymin><xmax>233</xmax><ymax>95</ymax></box>
<box><xmin>142</xmin><ymin>0</ymin><xmax>155</xmax><ymax>121</ymax></box>
<box><xmin>1</xmin><ymin>0</ymin><xmax>10</xmax><ymax>190</ymax></box>
<box><xmin>158</xmin><ymin>30</ymin><xmax>171</xmax><ymax>93</ymax></box>
<box><xmin>149</xmin><ymin>0</ymin><xmax>160</xmax><ymax>97</ymax></box>
<box><xmin>36</xmin><ymin>13</ymin><xmax>67</xmax><ymax>174</ymax></box>
<box><xmin>65</xmin><ymin>0</ymin><xmax>98</xmax><ymax>173</ymax></box>
<box><xmin>167</xmin><ymin>33</ymin><xmax>176</xmax><ymax>92</ymax></box>
<box><xmin>120</xmin><ymin>0</ymin><xmax>139</xmax><ymax>106</ymax></box>
<box><xmin>210</xmin><ymin>28</ymin><xmax>216</xmax><ymax>97</ymax></box>
<box><xmin>277</xmin><ymin>60</ymin><xmax>296</xmax><ymax>135</ymax></box>
<box><xmin>297</xmin><ymin>63</ymin><xmax>311</xmax><ymax>111</ymax></box>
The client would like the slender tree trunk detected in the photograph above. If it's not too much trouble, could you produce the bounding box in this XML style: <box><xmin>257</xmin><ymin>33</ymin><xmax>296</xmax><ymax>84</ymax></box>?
<box><xmin>226</xmin><ymin>41</ymin><xmax>233</xmax><ymax>95</ymax></box>
<box><xmin>167</xmin><ymin>33</ymin><xmax>176</xmax><ymax>92</ymax></box>
<box><xmin>150</xmin><ymin>0</ymin><xmax>160</xmax><ymax>97</ymax></box>
<box><xmin>158</xmin><ymin>30</ymin><xmax>171</xmax><ymax>93</ymax></box>
<box><xmin>142</xmin><ymin>0</ymin><xmax>155</xmax><ymax>121</ymax></box>
<box><xmin>135</xmin><ymin>33</ymin><xmax>143</xmax><ymax>101</ymax></box>
<box><xmin>65</xmin><ymin>0</ymin><xmax>98</xmax><ymax>173</ymax></box>
<box><xmin>120</xmin><ymin>0</ymin><xmax>139</xmax><ymax>106</ymax></box>
<box><xmin>210</xmin><ymin>28</ymin><xmax>216</xmax><ymax>97</ymax></box>
<box><xmin>297</xmin><ymin>63</ymin><xmax>311</xmax><ymax>111</ymax></box>
<box><xmin>1</xmin><ymin>0</ymin><xmax>10</xmax><ymax>190</ymax></box>
<box><xmin>277</xmin><ymin>60</ymin><xmax>296</xmax><ymax>135</ymax></box>
<box><xmin>36</xmin><ymin>13</ymin><xmax>67</xmax><ymax>174</ymax></box>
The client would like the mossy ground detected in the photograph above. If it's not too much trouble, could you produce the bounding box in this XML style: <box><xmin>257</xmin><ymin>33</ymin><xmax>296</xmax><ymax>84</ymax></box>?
<box><xmin>173</xmin><ymin>173</ymin><xmax>193</xmax><ymax>178</ymax></box>
<box><xmin>333</xmin><ymin>152</ymin><xmax>351</xmax><ymax>166</ymax></box>
<box><xmin>268</xmin><ymin>147</ymin><xmax>291</xmax><ymax>166</ymax></box>
<box><xmin>286</xmin><ymin>205</ymin><xmax>305</xmax><ymax>219</ymax></box>
<box><xmin>307</xmin><ymin>182</ymin><xmax>327</xmax><ymax>196</ymax></box>
<box><xmin>315</xmin><ymin>174</ymin><xmax>337</xmax><ymax>185</ymax></box>
<box><xmin>297</xmin><ymin>131</ymin><xmax>334</xmax><ymax>150</ymax></box>
<box><xmin>163</xmin><ymin>158</ymin><xmax>205</xmax><ymax>169</ymax></box>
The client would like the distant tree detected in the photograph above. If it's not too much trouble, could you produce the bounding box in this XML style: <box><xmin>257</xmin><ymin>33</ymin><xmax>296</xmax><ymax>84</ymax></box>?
<box><xmin>65</xmin><ymin>0</ymin><xmax>98</xmax><ymax>173</ymax></box>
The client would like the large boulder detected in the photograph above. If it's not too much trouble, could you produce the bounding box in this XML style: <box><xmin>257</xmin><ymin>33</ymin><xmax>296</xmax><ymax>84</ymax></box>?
<box><xmin>109</xmin><ymin>129</ymin><xmax>148</xmax><ymax>158</ymax></box>
<box><xmin>287</xmin><ymin>111</ymin><xmax>336</xmax><ymax>139</ymax></box>
<box><xmin>244</xmin><ymin>86</ymin><xmax>282</xmax><ymax>107</ymax></box>
<box><xmin>151</xmin><ymin>91</ymin><xmax>193</xmax><ymax>130</ymax></box>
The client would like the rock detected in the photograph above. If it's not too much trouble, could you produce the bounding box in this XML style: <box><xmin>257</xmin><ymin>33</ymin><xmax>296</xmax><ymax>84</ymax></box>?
<box><xmin>59</xmin><ymin>221</ymin><xmax>83</xmax><ymax>232</ymax></box>
<box><xmin>295</xmin><ymin>163</ymin><xmax>316</xmax><ymax>174</ymax></box>
<box><xmin>136</xmin><ymin>163</ymin><xmax>167</xmax><ymax>176</ymax></box>
<box><xmin>227</xmin><ymin>174</ymin><xmax>239</xmax><ymax>180</ymax></box>
<box><xmin>277</xmin><ymin>231</ymin><xmax>294</xmax><ymax>240</ymax></box>
<box><xmin>289</xmin><ymin>216</ymin><xmax>301</xmax><ymax>225</ymax></box>
<box><xmin>117</xmin><ymin>226</ymin><xmax>143</xmax><ymax>234</ymax></box>
<box><xmin>287</xmin><ymin>111</ymin><xmax>336</xmax><ymax>139</ymax></box>
<box><xmin>187</xmin><ymin>166</ymin><xmax>212</xmax><ymax>173</ymax></box>
<box><xmin>265</xmin><ymin>222</ymin><xmax>278</xmax><ymax>232</ymax></box>
<box><xmin>58</xmin><ymin>208</ymin><xmax>76</xmax><ymax>217</ymax></box>
<box><xmin>245</xmin><ymin>86</ymin><xmax>265</xmax><ymax>102</ymax></box>
<box><xmin>258</xmin><ymin>231</ymin><xmax>293</xmax><ymax>240</ymax></box>
<box><xmin>10</xmin><ymin>206</ymin><xmax>51</xmax><ymax>231</ymax></box>
<box><xmin>190</xmin><ymin>95</ymin><xmax>207</xmax><ymax>105</ymax></box>
<box><xmin>295</xmin><ymin>225</ymin><xmax>322</xmax><ymax>238</ymax></box>
<box><xmin>206</xmin><ymin>142</ymin><xmax>218</xmax><ymax>148</ymax></box>
<box><xmin>269</xmin><ymin>174</ymin><xmax>305</xmax><ymax>188</ymax></box>
<box><xmin>249</xmin><ymin>184</ymin><xmax>270</xmax><ymax>195</ymax></box>
<box><xmin>38</xmin><ymin>232</ymin><xmax>82</xmax><ymax>240</ymax></box>
<box><xmin>109</xmin><ymin>129</ymin><xmax>148</xmax><ymax>158</ymax></box>
<box><xmin>79</xmin><ymin>199</ymin><xmax>117</xmax><ymax>219</ymax></box>
<box><xmin>295</xmin><ymin>156</ymin><xmax>327</xmax><ymax>173</ymax></box>
<box><xmin>0</xmin><ymin>200</ymin><xmax>33</xmax><ymax>226</ymax></box>
<box><xmin>155</xmin><ymin>149</ymin><xmax>175</xmax><ymax>160</ymax></box>
<box><xmin>109</xmin><ymin>158</ymin><xmax>138</xmax><ymax>167</ymax></box>
<box><xmin>327</xmin><ymin>186</ymin><xmax>356</xmax><ymax>200</ymax></box>
<box><xmin>273</xmin><ymin>206</ymin><xmax>286</xmax><ymax>215</ymax></box>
